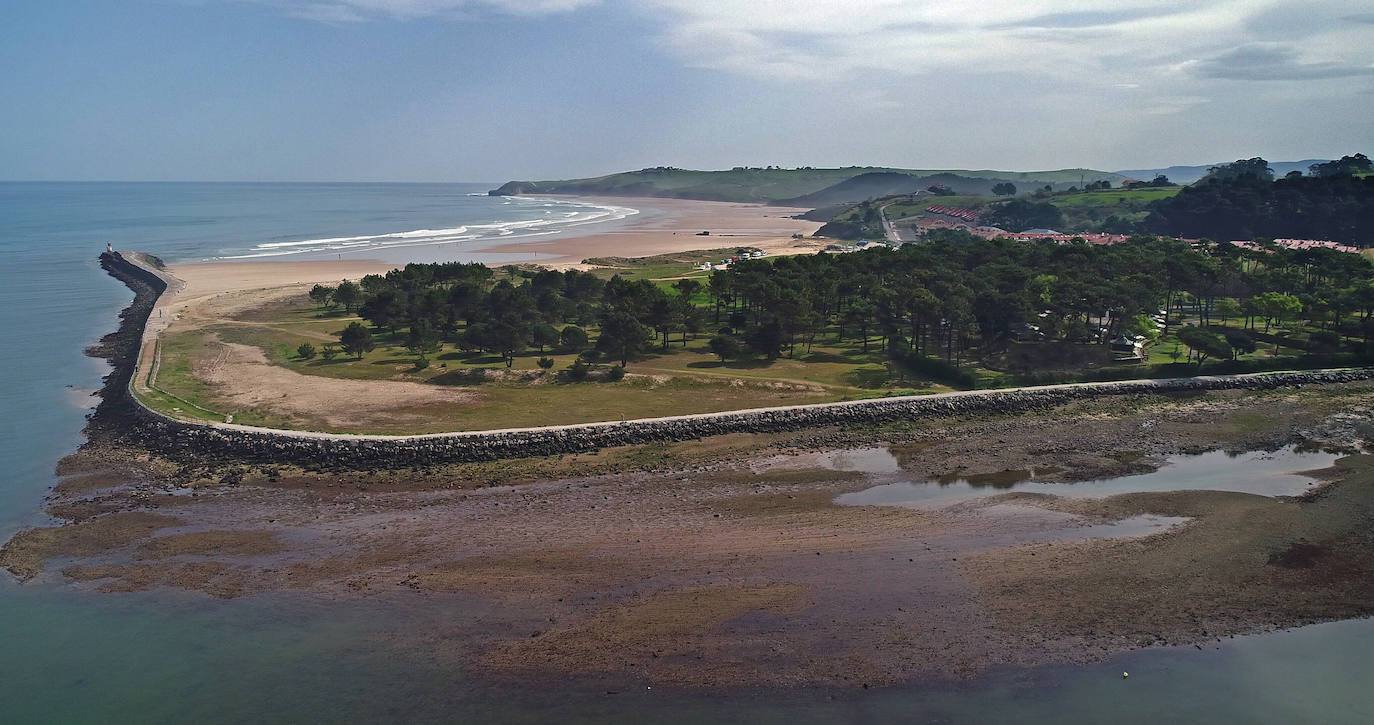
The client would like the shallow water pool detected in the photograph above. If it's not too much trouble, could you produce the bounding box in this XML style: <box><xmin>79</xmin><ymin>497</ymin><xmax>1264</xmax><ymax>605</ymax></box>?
<box><xmin>836</xmin><ymin>446</ymin><xmax>1341</xmax><ymax>509</ymax></box>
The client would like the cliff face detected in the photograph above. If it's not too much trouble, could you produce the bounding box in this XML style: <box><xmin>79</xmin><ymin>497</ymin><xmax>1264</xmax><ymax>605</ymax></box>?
<box><xmin>489</xmin><ymin>181</ymin><xmax>532</xmax><ymax>196</ymax></box>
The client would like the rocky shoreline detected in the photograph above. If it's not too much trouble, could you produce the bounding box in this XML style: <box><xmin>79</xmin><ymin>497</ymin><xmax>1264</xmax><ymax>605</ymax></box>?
<box><xmin>88</xmin><ymin>252</ymin><xmax>167</xmax><ymax>442</ymax></box>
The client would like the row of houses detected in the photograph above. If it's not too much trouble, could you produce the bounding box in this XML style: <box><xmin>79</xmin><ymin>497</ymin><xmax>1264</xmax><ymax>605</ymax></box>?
<box><xmin>698</xmin><ymin>250</ymin><xmax>769</xmax><ymax>271</ymax></box>
<box><xmin>1229</xmin><ymin>239</ymin><xmax>1362</xmax><ymax>254</ymax></box>
<box><xmin>963</xmin><ymin>226</ymin><xmax>1132</xmax><ymax>245</ymax></box>
<box><xmin>925</xmin><ymin>205</ymin><xmax>979</xmax><ymax>222</ymax></box>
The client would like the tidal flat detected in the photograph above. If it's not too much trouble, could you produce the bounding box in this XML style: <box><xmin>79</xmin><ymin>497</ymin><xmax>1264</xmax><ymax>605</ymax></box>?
<box><xmin>7</xmin><ymin>383</ymin><xmax>1374</xmax><ymax>693</ymax></box>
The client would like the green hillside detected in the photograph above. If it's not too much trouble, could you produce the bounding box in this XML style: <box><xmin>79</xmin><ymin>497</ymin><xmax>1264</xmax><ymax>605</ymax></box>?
<box><xmin>490</xmin><ymin>166</ymin><xmax>1125</xmax><ymax>204</ymax></box>
<box><xmin>1049</xmin><ymin>187</ymin><xmax>1181</xmax><ymax>207</ymax></box>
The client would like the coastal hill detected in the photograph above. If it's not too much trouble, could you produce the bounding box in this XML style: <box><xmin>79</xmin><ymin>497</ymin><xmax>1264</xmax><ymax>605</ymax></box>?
<box><xmin>1115</xmin><ymin>159</ymin><xmax>1328</xmax><ymax>184</ymax></box>
<box><xmin>490</xmin><ymin>166</ymin><xmax>1125</xmax><ymax>204</ymax></box>
<box><xmin>774</xmin><ymin>171</ymin><xmax>1024</xmax><ymax>207</ymax></box>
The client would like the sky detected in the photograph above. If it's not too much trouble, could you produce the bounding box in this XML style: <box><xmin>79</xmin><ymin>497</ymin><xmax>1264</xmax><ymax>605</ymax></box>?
<box><xmin>2</xmin><ymin>0</ymin><xmax>1372</xmax><ymax>182</ymax></box>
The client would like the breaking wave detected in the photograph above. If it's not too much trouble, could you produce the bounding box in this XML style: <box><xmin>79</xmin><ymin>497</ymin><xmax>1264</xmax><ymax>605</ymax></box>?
<box><xmin>217</xmin><ymin>197</ymin><xmax>638</xmax><ymax>259</ymax></box>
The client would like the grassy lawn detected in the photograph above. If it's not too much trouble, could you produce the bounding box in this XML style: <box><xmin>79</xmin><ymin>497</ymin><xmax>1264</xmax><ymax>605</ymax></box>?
<box><xmin>137</xmin><ymin>281</ymin><xmax>974</xmax><ymax>433</ymax></box>
<box><xmin>147</xmin><ymin>330</ymin><xmax>223</xmax><ymax>413</ymax></box>
<box><xmin>141</xmin><ymin>295</ymin><xmax>884</xmax><ymax>433</ymax></box>
<box><xmin>143</xmin><ymin>331</ymin><xmax>852</xmax><ymax>434</ymax></box>
<box><xmin>137</xmin><ymin>266</ymin><xmax>1354</xmax><ymax>435</ymax></box>
<box><xmin>883</xmin><ymin>195</ymin><xmax>988</xmax><ymax>220</ymax></box>
<box><xmin>631</xmin><ymin>340</ymin><xmax>950</xmax><ymax>396</ymax></box>
<box><xmin>582</xmin><ymin>247</ymin><xmax>756</xmax><ymax>282</ymax></box>
<box><xmin>1049</xmin><ymin>188</ymin><xmax>1181</xmax><ymax>208</ymax></box>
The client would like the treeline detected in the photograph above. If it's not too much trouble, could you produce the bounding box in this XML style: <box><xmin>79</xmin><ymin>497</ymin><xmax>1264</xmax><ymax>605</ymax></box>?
<box><xmin>310</xmin><ymin>261</ymin><xmax>705</xmax><ymax>369</ymax></box>
<box><xmin>816</xmin><ymin>201</ymin><xmax>885</xmax><ymax>239</ymax></box>
<box><xmin>704</xmin><ymin>235</ymin><xmax>1374</xmax><ymax>370</ymax></box>
<box><xmin>306</xmin><ymin>235</ymin><xmax>1374</xmax><ymax>384</ymax></box>
<box><xmin>967</xmin><ymin>157</ymin><xmax>1374</xmax><ymax>242</ymax></box>
<box><xmin>1145</xmin><ymin>172</ymin><xmax>1374</xmax><ymax>242</ymax></box>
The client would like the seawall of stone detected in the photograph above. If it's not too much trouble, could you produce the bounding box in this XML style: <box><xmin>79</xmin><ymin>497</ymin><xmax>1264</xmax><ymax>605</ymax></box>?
<box><xmin>88</xmin><ymin>251</ymin><xmax>169</xmax><ymax>441</ymax></box>
<box><xmin>96</xmin><ymin>253</ymin><xmax>1374</xmax><ymax>468</ymax></box>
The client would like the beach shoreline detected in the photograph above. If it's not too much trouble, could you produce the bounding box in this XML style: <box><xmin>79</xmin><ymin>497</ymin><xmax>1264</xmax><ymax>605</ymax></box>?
<box><xmin>159</xmin><ymin>195</ymin><xmax>822</xmax><ymax>293</ymax></box>
<box><xmin>141</xmin><ymin>196</ymin><xmax>822</xmax><ymax>356</ymax></box>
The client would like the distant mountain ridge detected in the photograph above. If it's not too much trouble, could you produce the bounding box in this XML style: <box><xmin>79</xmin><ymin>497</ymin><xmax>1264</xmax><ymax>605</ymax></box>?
<box><xmin>1114</xmin><ymin>160</ymin><xmax>1329</xmax><ymax>185</ymax></box>
<box><xmin>490</xmin><ymin>166</ymin><xmax>1125</xmax><ymax>205</ymax></box>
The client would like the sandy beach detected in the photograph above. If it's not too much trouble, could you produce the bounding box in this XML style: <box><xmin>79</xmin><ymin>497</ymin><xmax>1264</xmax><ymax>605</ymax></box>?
<box><xmin>128</xmin><ymin>196</ymin><xmax>825</xmax><ymax>423</ymax></box>
<box><xmin>158</xmin><ymin>196</ymin><xmax>822</xmax><ymax>310</ymax></box>
<box><xmin>478</xmin><ymin>195</ymin><xmax>824</xmax><ymax>267</ymax></box>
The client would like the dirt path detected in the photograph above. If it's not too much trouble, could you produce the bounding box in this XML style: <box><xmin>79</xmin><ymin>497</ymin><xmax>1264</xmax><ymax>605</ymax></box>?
<box><xmin>195</xmin><ymin>337</ymin><xmax>482</xmax><ymax>431</ymax></box>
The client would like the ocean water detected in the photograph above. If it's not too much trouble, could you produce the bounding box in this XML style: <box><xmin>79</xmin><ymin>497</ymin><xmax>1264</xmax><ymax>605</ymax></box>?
<box><xmin>0</xmin><ymin>182</ymin><xmax>1371</xmax><ymax>722</ymax></box>
<box><xmin>1</xmin><ymin>181</ymin><xmax>637</xmax><ymax>265</ymax></box>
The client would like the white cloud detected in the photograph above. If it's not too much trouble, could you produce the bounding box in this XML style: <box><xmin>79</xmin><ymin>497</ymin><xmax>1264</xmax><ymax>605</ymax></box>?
<box><xmin>1182</xmin><ymin>42</ymin><xmax>1374</xmax><ymax>80</ymax></box>
<box><xmin>251</xmin><ymin>0</ymin><xmax>1374</xmax><ymax>170</ymax></box>
<box><xmin>643</xmin><ymin>1</ymin><xmax>1275</xmax><ymax>81</ymax></box>
<box><xmin>287</xmin><ymin>3</ymin><xmax>368</xmax><ymax>22</ymax></box>
<box><xmin>265</xmin><ymin>0</ymin><xmax>597</xmax><ymax>21</ymax></box>
<box><xmin>1143</xmin><ymin>95</ymin><xmax>1211</xmax><ymax>115</ymax></box>
<box><xmin>627</xmin><ymin>0</ymin><xmax>1374</xmax><ymax>138</ymax></box>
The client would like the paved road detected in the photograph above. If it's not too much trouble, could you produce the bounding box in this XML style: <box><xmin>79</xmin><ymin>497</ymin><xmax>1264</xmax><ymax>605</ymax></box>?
<box><xmin>878</xmin><ymin>201</ymin><xmax>902</xmax><ymax>243</ymax></box>
<box><xmin>878</xmin><ymin>203</ymin><xmax>922</xmax><ymax>243</ymax></box>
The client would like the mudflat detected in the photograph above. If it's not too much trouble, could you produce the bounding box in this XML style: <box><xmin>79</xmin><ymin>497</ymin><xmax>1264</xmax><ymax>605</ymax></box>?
<box><xmin>7</xmin><ymin>383</ymin><xmax>1374</xmax><ymax>689</ymax></box>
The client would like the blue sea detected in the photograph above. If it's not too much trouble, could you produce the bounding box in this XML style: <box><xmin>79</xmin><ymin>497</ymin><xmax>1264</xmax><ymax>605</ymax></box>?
<box><xmin>0</xmin><ymin>181</ymin><xmax>1371</xmax><ymax>722</ymax></box>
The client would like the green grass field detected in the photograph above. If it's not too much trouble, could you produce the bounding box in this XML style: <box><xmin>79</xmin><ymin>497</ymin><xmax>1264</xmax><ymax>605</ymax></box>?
<box><xmin>135</xmin><ymin>259</ymin><xmax>1347</xmax><ymax>435</ymax></box>
<box><xmin>580</xmin><ymin>247</ymin><xmax>748</xmax><ymax>282</ymax></box>
<box><xmin>1049</xmin><ymin>187</ymin><xmax>1181</xmax><ymax>208</ymax></box>
<box><xmin>138</xmin><ymin>291</ymin><xmax>946</xmax><ymax>434</ymax></box>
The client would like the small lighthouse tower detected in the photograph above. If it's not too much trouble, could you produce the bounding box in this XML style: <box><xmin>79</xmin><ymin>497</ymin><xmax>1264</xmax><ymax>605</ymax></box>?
<box><xmin>106</xmin><ymin>242</ymin><xmax>114</xmax><ymax>253</ymax></box>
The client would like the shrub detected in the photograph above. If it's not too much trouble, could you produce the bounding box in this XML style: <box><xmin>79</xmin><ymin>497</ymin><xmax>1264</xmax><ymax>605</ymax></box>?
<box><xmin>320</xmin><ymin>344</ymin><xmax>339</xmax><ymax>361</ymax></box>
<box><xmin>1308</xmin><ymin>330</ymin><xmax>1341</xmax><ymax>354</ymax></box>
<box><xmin>708</xmin><ymin>334</ymin><xmax>742</xmax><ymax>362</ymax></box>
<box><xmin>605</xmin><ymin>365</ymin><xmax>626</xmax><ymax>382</ymax></box>
<box><xmin>414</xmin><ymin>356</ymin><xmax>430</xmax><ymax>370</ymax></box>
<box><xmin>537</xmin><ymin>356</ymin><xmax>555</xmax><ymax>371</ymax></box>
<box><xmin>559</xmin><ymin>325</ymin><xmax>589</xmax><ymax>352</ymax></box>
<box><xmin>567</xmin><ymin>360</ymin><xmax>589</xmax><ymax>382</ymax></box>
<box><xmin>296</xmin><ymin>343</ymin><xmax>316</xmax><ymax>360</ymax></box>
<box><xmin>891</xmin><ymin>350</ymin><xmax>976</xmax><ymax>388</ymax></box>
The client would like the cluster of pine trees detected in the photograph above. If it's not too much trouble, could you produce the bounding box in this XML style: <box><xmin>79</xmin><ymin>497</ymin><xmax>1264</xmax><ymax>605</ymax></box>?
<box><xmin>1146</xmin><ymin>172</ymin><xmax>1374</xmax><ymax>242</ymax></box>
<box><xmin>305</xmin><ymin>235</ymin><xmax>1374</xmax><ymax>383</ymax></box>
<box><xmin>310</xmin><ymin>261</ymin><xmax>707</xmax><ymax>369</ymax></box>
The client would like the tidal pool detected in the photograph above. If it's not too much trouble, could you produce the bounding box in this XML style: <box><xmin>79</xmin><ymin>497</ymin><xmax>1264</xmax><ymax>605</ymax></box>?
<box><xmin>815</xmin><ymin>446</ymin><xmax>903</xmax><ymax>474</ymax></box>
<box><xmin>836</xmin><ymin>446</ymin><xmax>1342</xmax><ymax>509</ymax></box>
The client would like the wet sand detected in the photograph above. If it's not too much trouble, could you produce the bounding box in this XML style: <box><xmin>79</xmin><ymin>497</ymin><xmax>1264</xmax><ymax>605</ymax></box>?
<box><xmin>7</xmin><ymin>384</ymin><xmax>1374</xmax><ymax>689</ymax></box>
<box><xmin>477</xmin><ymin>195</ymin><xmax>823</xmax><ymax>267</ymax></box>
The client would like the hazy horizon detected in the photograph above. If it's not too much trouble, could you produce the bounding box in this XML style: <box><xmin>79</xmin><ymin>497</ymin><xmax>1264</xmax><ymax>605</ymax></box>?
<box><xmin>0</xmin><ymin>159</ymin><xmax>1340</xmax><ymax>186</ymax></box>
<box><xmin>3</xmin><ymin>1</ymin><xmax>1371</xmax><ymax>183</ymax></box>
